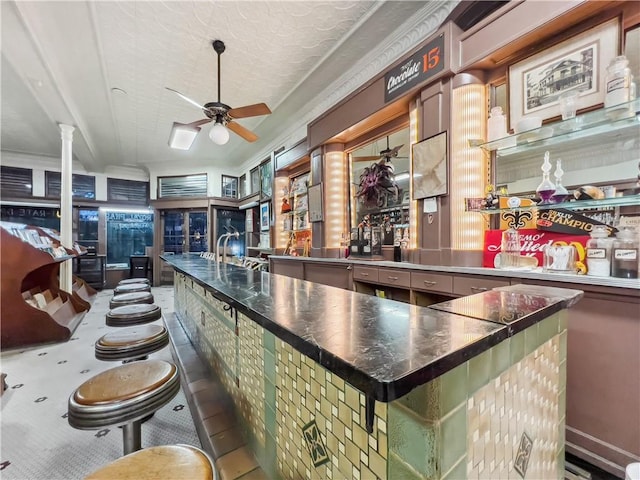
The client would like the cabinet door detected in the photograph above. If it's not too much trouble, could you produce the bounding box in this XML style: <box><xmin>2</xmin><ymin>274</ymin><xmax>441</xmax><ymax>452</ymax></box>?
<box><xmin>270</xmin><ymin>260</ymin><xmax>304</xmax><ymax>280</ymax></box>
<box><xmin>452</xmin><ymin>275</ymin><xmax>509</xmax><ymax>296</ymax></box>
<box><xmin>353</xmin><ymin>265</ymin><xmax>379</xmax><ymax>283</ymax></box>
<box><xmin>377</xmin><ymin>268</ymin><xmax>410</xmax><ymax>288</ymax></box>
<box><xmin>305</xmin><ymin>263</ymin><xmax>352</xmax><ymax>290</ymax></box>
<box><xmin>410</xmin><ymin>272</ymin><xmax>453</xmax><ymax>294</ymax></box>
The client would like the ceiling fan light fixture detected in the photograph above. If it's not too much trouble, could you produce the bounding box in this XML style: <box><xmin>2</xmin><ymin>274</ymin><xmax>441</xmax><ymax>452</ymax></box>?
<box><xmin>169</xmin><ymin>123</ymin><xmax>200</xmax><ymax>150</ymax></box>
<box><xmin>209</xmin><ymin>122</ymin><xmax>229</xmax><ymax>145</ymax></box>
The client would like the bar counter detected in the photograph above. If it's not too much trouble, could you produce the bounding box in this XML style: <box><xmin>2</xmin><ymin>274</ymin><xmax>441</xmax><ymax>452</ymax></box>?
<box><xmin>162</xmin><ymin>254</ymin><xmax>583</xmax><ymax>479</ymax></box>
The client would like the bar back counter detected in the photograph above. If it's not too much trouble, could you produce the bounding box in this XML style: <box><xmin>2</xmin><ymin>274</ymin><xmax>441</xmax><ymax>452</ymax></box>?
<box><xmin>162</xmin><ymin>254</ymin><xmax>583</xmax><ymax>480</ymax></box>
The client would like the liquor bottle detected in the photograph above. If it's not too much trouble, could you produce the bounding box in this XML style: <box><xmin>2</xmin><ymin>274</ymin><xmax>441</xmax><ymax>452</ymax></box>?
<box><xmin>536</xmin><ymin>151</ymin><xmax>556</xmax><ymax>204</ymax></box>
<box><xmin>551</xmin><ymin>159</ymin><xmax>569</xmax><ymax>203</ymax></box>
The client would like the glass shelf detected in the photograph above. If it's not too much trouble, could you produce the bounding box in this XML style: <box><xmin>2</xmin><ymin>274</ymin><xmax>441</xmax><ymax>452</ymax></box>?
<box><xmin>471</xmin><ymin>99</ymin><xmax>640</xmax><ymax>157</ymax></box>
<box><xmin>468</xmin><ymin>194</ymin><xmax>640</xmax><ymax>214</ymax></box>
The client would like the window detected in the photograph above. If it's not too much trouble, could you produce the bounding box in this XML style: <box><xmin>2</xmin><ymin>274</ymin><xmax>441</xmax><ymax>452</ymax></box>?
<box><xmin>0</xmin><ymin>166</ymin><xmax>32</xmax><ymax>198</ymax></box>
<box><xmin>239</xmin><ymin>174</ymin><xmax>247</xmax><ymax>198</ymax></box>
<box><xmin>250</xmin><ymin>167</ymin><xmax>260</xmax><ymax>195</ymax></box>
<box><xmin>105</xmin><ymin>211</ymin><xmax>154</xmax><ymax>266</ymax></box>
<box><xmin>0</xmin><ymin>205</ymin><xmax>59</xmax><ymax>229</ymax></box>
<box><xmin>108</xmin><ymin>178</ymin><xmax>149</xmax><ymax>204</ymax></box>
<box><xmin>158</xmin><ymin>174</ymin><xmax>207</xmax><ymax>198</ymax></box>
<box><xmin>77</xmin><ymin>208</ymin><xmax>99</xmax><ymax>253</ymax></box>
<box><xmin>45</xmin><ymin>171</ymin><xmax>96</xmax><ymax>199</ymax></box>
<box><xmin>221</xmin><ymin>175</ymin><xmax>238</xmax><ymax>198</ymax></box>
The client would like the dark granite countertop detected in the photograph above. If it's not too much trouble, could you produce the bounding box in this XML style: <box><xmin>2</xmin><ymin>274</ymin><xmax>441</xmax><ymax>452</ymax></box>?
<box><xmin>162</xmin><ymin>254</ymin><xmax>582</xmax><ymax>403</ymax></box>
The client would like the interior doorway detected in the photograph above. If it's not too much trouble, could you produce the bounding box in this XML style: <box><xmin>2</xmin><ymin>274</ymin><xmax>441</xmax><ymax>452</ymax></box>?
<box><xmin>158</xmin><ymin>209</ymin><xmax>208</xmax><ymax>284</ymax></box>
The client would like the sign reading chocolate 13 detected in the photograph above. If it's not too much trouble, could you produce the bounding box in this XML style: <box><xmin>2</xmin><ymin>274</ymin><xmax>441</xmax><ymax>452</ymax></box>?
<box><xmin>384</xmin><ymin>33</ymin><xmax>445</xmax><ymax>103</ymax></box>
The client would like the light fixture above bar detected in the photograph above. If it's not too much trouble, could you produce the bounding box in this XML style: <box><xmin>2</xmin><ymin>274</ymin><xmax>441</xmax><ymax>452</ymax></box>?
<box><xmin>168</xmin><ymin>123</ymin><xmax>201</xmax><ymax>150</ymax></box>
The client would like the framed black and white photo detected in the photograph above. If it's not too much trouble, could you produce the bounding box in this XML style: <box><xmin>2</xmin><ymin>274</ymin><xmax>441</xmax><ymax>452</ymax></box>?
<box><xmin>508</xmin><ymin>18</ymin><xmax>619</xmax><ymax>128</ymax></box>
<box><xmin>412</xmin><ymin>131</ymin><xmax>447</xmax><ymax>200</ymax></box>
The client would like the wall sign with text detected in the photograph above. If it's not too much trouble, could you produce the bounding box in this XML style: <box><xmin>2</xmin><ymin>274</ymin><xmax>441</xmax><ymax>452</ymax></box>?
<box><xmin>384</xmin><ymin>34</ymin><xmax>445</xmax><ymax>103</ymax></box>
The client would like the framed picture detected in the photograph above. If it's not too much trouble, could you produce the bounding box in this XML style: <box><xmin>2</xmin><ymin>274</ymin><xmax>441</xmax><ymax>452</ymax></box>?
<box><xmin>508</xmin><ymin>18</ymin><xmax>619</xmax><ymax>128</ymax></box>
<box><xmin>260</xmin><ymin>202</ymin><xmax>270</xmax><ymax>231</ymax></box>
<box><xmin>308</xmin><ymin>183</ymin><xmax>323</xmax><ymax>222</ymax></box>
<box><xmin>412</xmin><ymin>131</ymin><xmax>447</xmax><ymax>200</ymax></box>
<box><xmin>260</xmin><ymin>160</ymin><xmax>273</xmax><ymax>199</ymax></box>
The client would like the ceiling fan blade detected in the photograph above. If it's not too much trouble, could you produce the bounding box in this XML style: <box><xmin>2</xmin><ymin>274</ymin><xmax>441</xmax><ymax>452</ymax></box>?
<box><xmin>353</xmin><ymin>156</ymin><xmax>382</xmax><ymax>162</ymax></box>
<box><xmin>228</xmin><ymin>103</ymin><xmax>271</xmax><ymax>119</ymax></box>
<box><xmin>187</xmin><ymin>118</ymin><xmax>213</xmax><ymax>128</ymax></box>
<box><xmin>165</xmin><ymin>87</ymin><xmax>206</xmax><ymax>110</ymax></box>
<box><xmin>227</xmin><ymin>121</ymin><xmax>258</xmax><ymax>142</ymax></box>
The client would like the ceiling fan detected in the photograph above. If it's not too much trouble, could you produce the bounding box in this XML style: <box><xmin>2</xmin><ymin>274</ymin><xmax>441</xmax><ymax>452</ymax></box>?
<box><xmin>166</xmin><ymin>40</ymin><xmax>271</xmax><ymax>148</ymax></box>
<box><xmin>354</xmin><ymin>136</ymin><xmax>404</xmax><ymax>163</ymax></box>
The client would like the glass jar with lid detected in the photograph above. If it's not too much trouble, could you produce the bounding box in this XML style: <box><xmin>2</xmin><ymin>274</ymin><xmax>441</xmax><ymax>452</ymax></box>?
<box><xmin>586</xmin><ymin>225</ymin><xmax>614</xmax><ymax>277</ymax></box>
<box><xmin>604</xmin><ymin>55</ymin><xmax>632</xmax><ymax>108</ymax></box>
<box><xmin>487</xmin><ymin>106</ymin><xmax>507</xmax><ymax>142</ymax></box>
<box><xmin>611</xmin><ymin>227</ymin><xmax>639</xmax><ymax>279</ymax></box>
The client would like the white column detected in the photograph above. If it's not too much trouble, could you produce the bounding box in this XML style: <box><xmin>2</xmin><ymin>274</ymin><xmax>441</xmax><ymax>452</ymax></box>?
<box><xmin>59</xmin><ymin>124</ymin><xmax>75</xmax><ymax>292</ymax></box>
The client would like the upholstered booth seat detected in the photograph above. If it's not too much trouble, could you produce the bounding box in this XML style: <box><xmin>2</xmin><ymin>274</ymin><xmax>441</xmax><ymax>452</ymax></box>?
<box><xmin>95</xmin><ymin>325</ymin><xmax>169</xmax><ymax>363</ymax></box>
<box><xmin>106</xmin><ymin>304</ymin><xmax>162</xmax><ymax>327</ymax></box>
<box><xmin>83</xmin><ymin>444</ymin><xmax>214</xmax><ymax>480</ymax></box>
<box><xmin>68</xmin><ymin>360</ymin><xmax>180</xmax><ymax>455</ymax></box>
<box><xmin>114</xmin><ymin>283</ymin><xmax>151</xmax><ymax>295</ymax></box>
<box><xmin>118</xmin><ymin>278</ymin><xmax>151</xmax><ymax>286</ymax></box>
<box><xmin>109</xmin><ymin>292</ymin><xmax>155</xmax><ymax>309</ymax></box>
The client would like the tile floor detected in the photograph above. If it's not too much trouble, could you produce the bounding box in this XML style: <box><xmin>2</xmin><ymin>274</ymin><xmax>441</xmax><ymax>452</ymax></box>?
<box><xmin>0</xmin><ymin>287</ymin><xmax>200</xmax><ymax>480</ymax></box>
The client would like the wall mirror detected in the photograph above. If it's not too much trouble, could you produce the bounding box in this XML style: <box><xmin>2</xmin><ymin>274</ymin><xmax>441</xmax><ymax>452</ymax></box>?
<box><xmin>349</xmin><ymin>127</ymin><xmax>410</xmax><ymax>245</ymax></box>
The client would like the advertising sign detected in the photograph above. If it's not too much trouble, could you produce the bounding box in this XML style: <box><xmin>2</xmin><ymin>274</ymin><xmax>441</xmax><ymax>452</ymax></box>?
<box><xmin>384</xmin><ymin>34</ymin><xmax>445</xmax><ymax>103</ymax></box>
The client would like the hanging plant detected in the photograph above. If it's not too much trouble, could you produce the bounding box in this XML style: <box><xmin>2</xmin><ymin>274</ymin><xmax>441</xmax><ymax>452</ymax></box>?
<box><xmin>356</xmin><ymin>160</ymin><xmax>399</xmax><ymax>208</ymax></box>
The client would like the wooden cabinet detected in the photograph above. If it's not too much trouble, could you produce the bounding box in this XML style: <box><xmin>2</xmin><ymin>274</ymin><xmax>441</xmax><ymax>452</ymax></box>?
<box><xmin>0</xmin><ymin>223</ymin><xmax>94</xmax><ymax>349</ymax></box>
<box><xmin>410</xmin><ymin>271</ymin><xmax>453</xmax><ymax>294</ymax></box>
<box><xmin>305</xmin><ymin>263</ymin><xmax>352</xmax><ymax>290</ymax></box>
<box><xmin>271</xmin><ymin>259</ymin><xmax>304</xmax><ymax>280</ymax></box>
<box><xmin>452</xmin><ymin>275</ymin><xmax>510</xmax><ymax>296</ymax></box>
<box><xmin>353</xmin><ymin>265</ymin><xmax>379</xmax><ymax>283</ymax></box>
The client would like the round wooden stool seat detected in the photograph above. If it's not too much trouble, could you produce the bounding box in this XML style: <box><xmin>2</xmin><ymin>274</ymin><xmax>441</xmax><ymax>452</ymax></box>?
<box><xmin>114</xmin><ymin>283</ymin><xmax>151</xmax><ymax>295</ymax></box>
<box><xmin>109</xmin><ymin>292</ymin><xmax>155</xmax><ymax>310</ymax></box>
<box><xmin>95</xmin><ymin>325</ymin><xmax>169</xmax><ymax>362</ymax></box>
<box><xmin>84</xmin><ymin>444</ymin><xmax>214</xmax><ymax>480</ymax></box>
<box><xmin>68</xmin><ymin>360</ymin><xmax>180</xmax><ymax>455</ymax></box>
<box><xmin>118</xmin><ymin>278</ymin><xmax>150</xmax><ymax>286</ymax></box>
<box><xmin>106</xmin><ymin>303</ymin><xmax>161</xmax><ymax>327</ymax></box>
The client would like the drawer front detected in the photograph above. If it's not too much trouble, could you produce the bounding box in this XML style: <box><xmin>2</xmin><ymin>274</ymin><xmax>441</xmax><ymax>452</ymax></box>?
<box><xmin>377</xmin><ymin>268</ymin><xmax>411</xmax><ymax>288</ymax></box>
<box><xmin>353</xmin><ymin>265</ymin><xmax>379</xmax><ymax>283</ymax></box>
<box><xmin>410</xmin><ymin>272</ymin><xmax>453</xmax><ymax>294</ymax></box>
<box><xmin>453</xmin><ymin>276</ymin><xmax>510</xmax><ymax>296</ymax></box>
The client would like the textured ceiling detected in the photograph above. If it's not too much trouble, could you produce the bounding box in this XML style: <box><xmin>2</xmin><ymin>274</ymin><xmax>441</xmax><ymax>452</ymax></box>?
<box><xmin>1</xmin><ymin>1</ymin><xmax>453</xmax><ymax>176</ymax></box>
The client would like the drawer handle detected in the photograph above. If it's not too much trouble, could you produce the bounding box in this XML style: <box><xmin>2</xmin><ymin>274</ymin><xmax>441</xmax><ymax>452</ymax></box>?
<box><xmin>470</xmin><ymin>286</ymin><xmax>489</xmax><ymax>292</ymax></box>
<box><xmin>361</xmin><ymin>272</ymin><xmax>369</xmax><ymax>276</ymax></box>
<box><xmin>423</xmin><ymin>280</ymin><xmax>437</xmax><ymax>286</ymax></box>
<box><xmin>346</xmin><ymin>265</ymin><xmax>352</xmax><ymax>270</ymax></box>
<box><xmin>387</xmin><ymin>276</ymin><xmax>398</xmax><ymax>280</ymax></box>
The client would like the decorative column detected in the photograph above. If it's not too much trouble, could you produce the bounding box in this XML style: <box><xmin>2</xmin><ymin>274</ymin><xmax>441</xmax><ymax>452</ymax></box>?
<box><xmin>450</xmin><ymin>71</ymin><xmax>489</xmax><ymax>264</ymax></box>
<box><xmin>59</xmin><ymin>124</ymin><xmax>75</xmax><ymax>292</ymax></box>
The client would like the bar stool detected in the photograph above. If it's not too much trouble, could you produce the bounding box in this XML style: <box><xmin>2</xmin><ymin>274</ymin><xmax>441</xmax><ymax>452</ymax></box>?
<box><xmin>68</xmin><ymin>360</ymin><xmax>180</xmax><ymax>455</ymax></box>
<box><xmin>106</xmin><ymin>304</ymin><xmax>162</xmax><ymax>327</ymax></box>
<box><xmin>83</xmin><ymin>444</ymin><xmax>215</xmax><ymax>480</ymax></box>
<box><xmin>118</xmin><ymin>278</ymin><xmax>150</xmax><ymax>286</ymax></box>
<box><xmin>95</xmin><ymin>325</ymin><xmax>169</xmax><ymax>363</ymax></box>
<box><xmin>114</xmin><ymin>283</ymin><xmax>151</xmax><ymax>295</ymax></box>
<box><xmin>109</xmin><ymin>292</ymin><xmax>155</xmax><ymax>309</ymax></box>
